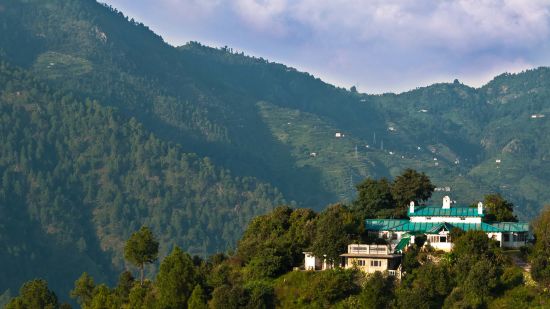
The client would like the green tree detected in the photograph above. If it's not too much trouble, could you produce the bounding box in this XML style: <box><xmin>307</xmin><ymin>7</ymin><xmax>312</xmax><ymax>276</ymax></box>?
<box><xmin>531</xmin><ymin>205</ymin><xmax>550</xmax><ymax>286</ymax></box>
<box><xmin>187</xmin><ymin>285</ymin><xmax>207</xmax><ymax>309</ymax></box>
<box><xmin>309</xmin><ymin>269</ymin><xmax>360</xmax><ymax>307</ymax></box>
<box><xmin>354</xmin><ymin>178</ymin><xmax>394</xmax><ymax>218</ymax></box>
<box><xmin>114</xmin><ymin>271</ymin><xmax>134</xmax><ymax>304</ymax></box>
<box><xmin>5</xmin><ymin>279</ymin><xmax>58</xmax><ymax>309</ymax></box>
<box><xmin>127</xmin><ymin>283</ymin><xmax>156</xmax><ymax>309</ymax></box>
<box><xmin>483</xmin><ymin>194</ymin><xmax>517</xmax><ymax>222</ymax></box>
<box><xmin>70</xmin><ymin>272</ymin><xmax>95</xmax><ymax>308</ymax></box>
<box><xmin>209</xmin><ymin>284</ymin><xmax>247</xmax><ymax>309</ymax></box>
<box><xmin>155</xmin><ymin>246</ymin><xmax>198</xmax><ymax>309</ymax></box>
<box><xmin>391</xmin><ymin>169</ymin><xmax>435</xmax><ymax>217</ymax></box>
<box><xmin>452</xmin><ymin>230</ymin><xmax>497</xmax><ymax>262</ymax></box>
<box><xmin>311</xmin><ymin>204</ymin><xmax>358</xmax><ymax>264</ymax></box>
<box><xmin>88</xmin><ymin>285</ymin><xmax>119</xmax><ymax>309</ymax></box>
<box><xmin>124</xmin><ymin>226</ymin><xmax>159</xmax><ymax>285</ymax></box>
<box><xmin>395</xmin><ymin>263</ymin><xmax>452</xmax><ymax>309</ymax></box>
<box><xmin>237</xmin><ymin>206</ymin><xmax>317</xmax><ymax>277</ymax></box>
<box><xmin>244</xmin><ymin>280</ymin><xmax>275</xmax><ymax>309</ymax></box>
<box><xmin>357</xmin><ymin>272</ymin><xmax>394</xmax><ymax>309</ymax></box>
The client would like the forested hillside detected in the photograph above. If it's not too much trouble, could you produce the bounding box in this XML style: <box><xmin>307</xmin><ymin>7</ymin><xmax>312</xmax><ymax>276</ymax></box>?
<box><xmin>2</xmin><ymin>0</ymin><xmax>550</xmax><ymax>303</ymax></box>
<box><xmin>0</xmin><ymin>63</ymin><xmax>283</xmax><ymax>298</ymax></box>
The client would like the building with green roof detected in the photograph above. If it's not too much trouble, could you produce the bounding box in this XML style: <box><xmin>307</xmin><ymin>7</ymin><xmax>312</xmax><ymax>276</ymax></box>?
<box><xmin>364</xmin><ymin>196</ymin><xmax>529</xmax><ymax>252</ymax></box>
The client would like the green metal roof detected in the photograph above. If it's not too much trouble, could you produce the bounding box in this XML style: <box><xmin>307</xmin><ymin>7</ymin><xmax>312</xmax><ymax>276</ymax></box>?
<box><xmin>365</xmin><ymin>219</ymin><xmax>409</xmax><ymax>231</ymax></box>
<box><xmin>364</xmin><ymin>220</ymin><xmax>523</xmax><ymax>233</ymax></box>
<box><xmin>365</xmin><ymin>219</ymin><xmax>529</xmax><ymax>235</ymax></box>
<box><xmin>449</xmin><ymin>222</ymin><xmax>503</xmax><ymax>232</ymax></box>
<box><xmin>487</xmin><ymin>222</ymin><xmax>529</xmax><ymax>232</ymax></box>
<box><xmin>408</xmin><ymin>206</ymin><xmax>483</xmax><ymax>217</ymax></box>
<box><xmin>394</xmin><ymin>237</ymin><xmax>411</xmax><ymax>253</ymax></box>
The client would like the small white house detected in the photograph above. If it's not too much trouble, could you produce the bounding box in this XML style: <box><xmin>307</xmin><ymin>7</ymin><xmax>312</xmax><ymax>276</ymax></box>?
<box><xmin>303</xmin><ymin>252</ymin><xmax>333</xmax><ymax>270</ymax></box>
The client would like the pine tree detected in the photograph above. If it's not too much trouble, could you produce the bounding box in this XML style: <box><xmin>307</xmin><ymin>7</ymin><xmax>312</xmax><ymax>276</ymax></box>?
<box><xmin>187</xmin><ymin>285</ymin><xmax>208</xmax><ymax>309</ymax></box>
<box><xmin>124</xmin><ymin>226</ymin><xmax>159</xmax><ymax>285</ymax></box>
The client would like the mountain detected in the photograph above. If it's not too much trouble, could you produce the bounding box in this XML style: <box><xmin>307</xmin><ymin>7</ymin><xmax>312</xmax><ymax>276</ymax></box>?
<box><xmin>1</xmin><ymin>0</ymin><xmax>550</xmax><ymax>301</ymax></box>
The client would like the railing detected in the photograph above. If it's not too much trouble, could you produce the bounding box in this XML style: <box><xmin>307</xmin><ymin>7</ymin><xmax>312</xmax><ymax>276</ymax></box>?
<box><xmin>348</xmin><ymin>244</ymin><xmax>389</xmax><ymax>254</ymax></box>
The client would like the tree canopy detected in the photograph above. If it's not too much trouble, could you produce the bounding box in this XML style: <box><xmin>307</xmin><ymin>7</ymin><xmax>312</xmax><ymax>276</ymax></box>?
<box><xmin>124</xmin><ymin>226</ymin><xmax>159</xmax><ymax>285</ymax></box>
<box><xmin>483</xmin><ymin>194</ymin><xmax>517</xmax><ymax>222</ymax></box>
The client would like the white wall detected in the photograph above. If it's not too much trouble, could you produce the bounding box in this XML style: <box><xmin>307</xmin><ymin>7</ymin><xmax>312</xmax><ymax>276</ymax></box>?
<box><xmin>410</xmin><ymin>216</ymin><xmax>481</xmax><ymax>223</ymax></box>
<box><xmin>304</xmin><ymin>253</ymin><xmax>320</xmax><ymax>270</ymax></box>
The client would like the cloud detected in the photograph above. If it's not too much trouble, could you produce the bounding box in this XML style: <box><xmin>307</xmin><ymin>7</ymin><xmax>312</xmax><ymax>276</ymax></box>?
<box><xmin>104</xmin><ymin>0</ymin><xmax>550</xmax><ymax>93</ymax></box>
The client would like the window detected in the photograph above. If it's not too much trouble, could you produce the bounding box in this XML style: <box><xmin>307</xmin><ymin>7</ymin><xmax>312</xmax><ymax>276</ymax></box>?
<box><xmin>370</xmin><ymin>260</ymin><xmax>381</xmax><ymax>267</ymax></box>
<box><xmin>358</xmin><ymin>259</ymin><xmax>366</xmax><ymax>266</ymax></box>
<box><xmin>440</xmin><ymin>236</ymin><xmax>447</xmax><ymax>243</ymax></box>
<box><xmin>503</xmin><ymin>233</ymin><xmax>510</xmax><ymax>242</ymax></box>
<box><xmin>426</xmin><ymin>217</ymin><xmax>432</xmax><ymax>220</ymax></box>
<box><xmin>391</xmin><ymin>233</ymin><xmax>398</xmax><ymax>240</ymax></box>
<box><xmin>517</xmin><ymin>233</ymin><xmax>526</xmax><ymax>242</ymax></box>
<box><xmin>460</xmin><ymin>217</ymin><xmax>466</xmax><ymax>220</ymax></box>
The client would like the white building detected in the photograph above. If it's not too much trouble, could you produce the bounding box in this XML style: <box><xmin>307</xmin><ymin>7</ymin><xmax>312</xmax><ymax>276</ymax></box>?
<box><xmin>365</xmin><ymin>196</ymin><xmax>529</xmax><ymax>252</ymax></box>
<box><xmin>303</xmin><ymin>252</ymin><xmax>334</xmax><ymax>271</ymax></box>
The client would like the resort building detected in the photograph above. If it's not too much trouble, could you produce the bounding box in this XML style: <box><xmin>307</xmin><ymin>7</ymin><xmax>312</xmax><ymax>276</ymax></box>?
<box><xmin>302</xmin><ymin>196</ymin><xmax>529</xmax><ymax>274</ymax></box>
<box><xmin>365</xmin><ymin>196</ymin><xmax>529</xmax><ymax>252</ymax></box>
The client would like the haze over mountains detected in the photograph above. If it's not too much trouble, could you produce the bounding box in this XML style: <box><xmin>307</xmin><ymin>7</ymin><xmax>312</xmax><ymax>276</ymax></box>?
<box><xmin>1</xmin><ymin>0</ymin><xmax>550</xmax><ymax>301</ymax></box>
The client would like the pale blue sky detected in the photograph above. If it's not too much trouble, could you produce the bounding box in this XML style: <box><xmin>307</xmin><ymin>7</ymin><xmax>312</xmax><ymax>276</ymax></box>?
<box><xmin>103</xmin><ymin>0</ymin><xmax>550</xmax><ymax>94</ymax></box>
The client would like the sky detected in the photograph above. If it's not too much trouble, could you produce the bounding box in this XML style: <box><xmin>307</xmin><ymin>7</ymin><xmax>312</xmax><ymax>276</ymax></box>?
<box><xmin>103</xmin><ymin>0</ymin><xmax>550</xmax><ymax>94</ymax></box>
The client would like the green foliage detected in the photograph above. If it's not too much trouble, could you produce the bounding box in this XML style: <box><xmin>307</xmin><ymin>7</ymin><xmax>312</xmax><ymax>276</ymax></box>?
<box><xmin>308</xmin><ymin>269</ymin><xmax>361</xmax><ymax>308</ymax></box>
<box><xmin>0</xmin><ymin>60</ymin><xmax>284</xmax><ymax>296</ymax></box>
<box><xmin>209</xmin><ymin>284</ymin><xmax>248</xmax><ymax>309</ymax></box>
<box><xmin>452</xmin><ymin>230</ymin><xmax>499</xmax><ymax>263</ymax></box>
<box><xmin>124</xmin><ymin>226</ymin><xmax>159</xmax><ymax>285</ymax></box>
<box><xmin>114</xmin><ymin>271</ymin><xmax>134</xmax><ymax>304</ymax></box>
<box><xmin>353</xmin><ymin>178</ymin><xmax>394</xmax><ymax>218</ymax></box>
<box><xmin>5</xmin><ymin>279</ymin><xmax>58</xmax><ymax>309</ymax></box>
<box><xmin>187</xmin><ymin>285</ymin><xmax>207</xmax><ymax>309</ymax></box>
<box><xmin>237</xmin><ymin>206</ymin><xmax>316</xmax><ymax>278</ymax></box>
<box><xmin>70</xmin><ymin>272</ymin><xmax>95</xmax><ymax>308</ymax></box>
<box><xmin>401</xmin><ymin>245</ymin><xmax>421</xmax><ymax>274</ymax></box>
<box><xmin>391</xmin><ymin>169</ymin><xmax>435</xmax><ymax>216</ymax></box>
<box><xmin>488</xmin><ymin>285</ymin><xmax>549</xmax><ymax>309</ymax></box>
<box><xmin>531</xmin><ymin>205</ymin><xmax>550</xmax><ymax>286</ymax></box>
<box><xmin>353</xmin><ymin>169</ymin><xmax>435</xmax><ymax>219</ymax></box>
<box><xmin>500</xmin><ymin>266</ymin><xmax>524</xmax><ymax>290</ymax></box>
<box><xmin>127</xmin><ymin>282</ymin><xmax>156</xmax><ymax>309</ymax></box>
<box><xmin>357</xmin><ymin>272</ymin><xmax>394</xmax><ymax>309</ymax></box>
<box><xmin>311</xmin><ymin>205</ymin><xmax>358</xmax><ymax>264</ymax></box>
<box><xmin>484</xmin><ymin>194</ymin><xmax>517</xmax><ymax>222</ymax></box>
<box><xmin>155</xmin><ymin>246</ymin><xmax>198</xmax><ymax>309</ymax></box>
<box><xmin>7</xmin><ymin>211</ymin><xmax>550</xmax><ymax>309</ymax></box>
<box><xmin>396</xmin><ymin>263</ymin><xmax>453</xmax><ymax>309</ymax></box>
<box><xmin>243</xmin><ymin>280</ymin><xmax>275</xmax><ymax>309</ymax></box>
<box><xmin>88</xmin><ymin>284</ymin><xmax>119</xmax><ymax>309</ymax></box>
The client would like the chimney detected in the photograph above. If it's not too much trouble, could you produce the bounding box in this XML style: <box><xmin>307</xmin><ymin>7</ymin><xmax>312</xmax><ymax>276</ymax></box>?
<box><xmin>442</xmin><ymin>196</ymin><xmax>451</xmax><ymax>209</ymax></box>
<box><xmin>409</xmin><ymin>201</ymin><xmax>415</xmax><ymax>213</ymax></box>
<box><xmin>478</xmin><ymin>201</ymin><xmax>483</xmax><ymax>215</ymax></box>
